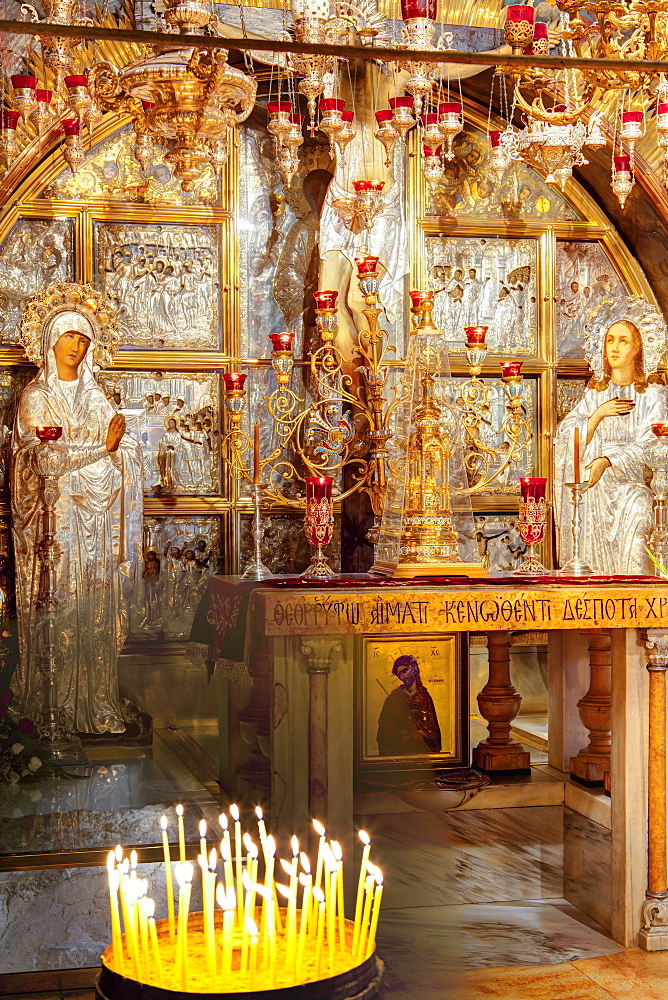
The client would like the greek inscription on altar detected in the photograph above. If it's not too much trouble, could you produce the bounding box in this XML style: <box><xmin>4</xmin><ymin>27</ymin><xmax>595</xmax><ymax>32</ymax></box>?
<box><xmin>261</xmin><ymin>588</ymin><xmax>668</xmax><ymax>636</ymax></box>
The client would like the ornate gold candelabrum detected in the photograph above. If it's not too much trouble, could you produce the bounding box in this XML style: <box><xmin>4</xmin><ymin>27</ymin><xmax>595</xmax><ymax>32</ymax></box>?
<box><xmin>32</xmin><ymin>426</ymin><xmax>87</xmax><ymax>764</ymax></box>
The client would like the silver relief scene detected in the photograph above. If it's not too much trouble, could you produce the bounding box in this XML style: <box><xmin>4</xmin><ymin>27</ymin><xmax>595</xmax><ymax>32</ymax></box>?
<box><xmin>426</xmin><ymin>236</ymin><xmax>537</xmax><ymax>355</ymax></box>
<box><xmin>130</xmin><ymin>516</ymin><xmax>221</xmax><ymax>638</ymax></box>
<box><xmin>556</xmin><ymin>241</ymin><xmax>626</xmax><ymax>359</ymax></box>
<box><xmin>95</xmin><ymin>222</ymin><xmax>220</xmax><ymax>349</ymax></box>
<box><xmin>98</xmin><ymin>371</ymin><xmax>219</xmax><ymax>494</ymax></box>
<box><xmin>0</xmin><ymin>219</ymin><xmax>74</xmax><ymax>345</ymax></box>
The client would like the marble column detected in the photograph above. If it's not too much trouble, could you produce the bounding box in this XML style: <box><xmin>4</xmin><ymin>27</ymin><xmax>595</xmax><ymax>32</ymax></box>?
<box><xmin>570</xmin><ymin>630</ymin><xmax>612</xmax><ymax>786</ymax></box>
<box><xmin>639</xmin><ymin>629</ymin><xmax>668</xmax><ymax>951</ymax></box>
<box><xmin>300</xmin><ymin>638</ymin><xmax>342</xmax><ymax>828</ymax></box>
<box><xmin>472</xmin><ymin>631</ymin><xmax>530</xmax><ymax>774</ymax></box>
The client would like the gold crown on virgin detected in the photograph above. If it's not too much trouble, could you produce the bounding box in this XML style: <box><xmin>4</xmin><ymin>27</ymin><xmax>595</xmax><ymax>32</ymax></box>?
<box><xmin>20</xmin><ymin>281</ymin><xmax>120</xmax><ymax>369</ymax></box>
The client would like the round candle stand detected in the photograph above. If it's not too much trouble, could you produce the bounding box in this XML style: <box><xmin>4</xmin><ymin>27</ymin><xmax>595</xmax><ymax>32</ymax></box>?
<box><xmin>241</xmin><ymin>483</ymin><xmax>273</xmax><ymax>581</ymax></box>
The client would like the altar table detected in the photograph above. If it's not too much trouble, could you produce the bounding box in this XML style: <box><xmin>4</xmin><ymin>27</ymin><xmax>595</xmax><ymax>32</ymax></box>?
<box><xmin>190</xmin><ymin>575</ymin><xmax>668</xmax><ymax>951</ymax></box>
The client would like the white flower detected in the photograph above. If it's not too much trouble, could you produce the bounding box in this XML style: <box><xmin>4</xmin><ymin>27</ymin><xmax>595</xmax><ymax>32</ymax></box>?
<box><xmin>27</xmin><ymin>756</ymin><xmax>43</xmax><ymax>772</ymax></box>
<box><xmin>8</xmin><ymin>770</ymin><xmax>19</xmax><ymax>783</ymax></box>
<box><xmin>10</xmin><ymin>743</ymin><xmax>24</xmax><ymax>754</ymax></box>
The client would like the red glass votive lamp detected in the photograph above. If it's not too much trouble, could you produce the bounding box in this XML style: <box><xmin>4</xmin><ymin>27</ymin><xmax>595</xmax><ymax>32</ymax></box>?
<box><xmin>464</xmin><ymin>325</ymin><xmax>488</xmax><ymax>346</ymax></box>
<box><xmin>35</xmin><ymin>426</ymin><xmax>63</xmax><ymax>441</ymax></box>
<box><xmin>438</xmin><ymin>102</ymin><xmax>462</xmax><ymax>116</ymax></box>
<box><xmin>267</xmin><ymin>101</ymin><xmax>292</xmax><ymax>115</ymax></box>
<box><xmin>355</xmin><ymin>255</ymin><xmax>380</xmax><ymax>275</ymax></box>
<box><xmin>11</xmin><ymin>74</ymin><xmax>37</xmax><ymax>91</ymax></box>
<box><xmin>658</xmin><ymin>103</ymin><xmax>668</xmax><ymax>126</ymax></box>
<box><xmin>306</xmin><ymin>476</ymin><xmax>333</xmax><ymax>502</ymax></box>
<box><xmin>62</xmin><ymin>118</ymin><xmax>80</xmax><ymax>136</ymax></box>
<box><xmin>64</xmin><ymin>75</ymin><xmax>87</xmax><ymax>90</ymax></box>
<box><xmin>423</xmin><ymin>144</ymin><xmax>442</xmax><ymax>157</ymax></box>
<box><xmin>409</xmin><ymin>289</ymin><xmax>433</xmax><ymax>309</ymax></box>
<box><xmin>320</xmin><ymin>98</ymin><xmax>346</xmax><ymax>113</ymax></box>
<box><xmin>519</xmin><ymin>477</ymin><xmax>547</xmax><ymax>502</ymax></box>
<box><xmin>530</xmin><ymin>21</ymin><xmax>549</xmax><ymax>55</ymax></box>
<box><xmin>35</xmin><ymin>90</ymin><xmax>53</xmax><ymax>104</ymax></box>
<box><xmin>489</xmin><ymin>130</ymin><xmax>502</xmax><ymax>148</ymax></box>
<box><xmin>341</xmin><ymin>110</ymin><xmax>354</xmax><ymax>123</ymax></box>
<box><xmin>375</xmin><ymin>109</ymin><xmax>394</xmax><ymax>125</ymax></box>
<box><xmin>223</xmin><ymin>372</ymin><xmax>247</xmax><ymax>393</ymax></box>
<box><xmin>614</xmin><ymin>155</ymin><xmax>631</xmax><ymax>173</ymax></box>
<box><xmin>389</xmin><ymin>96</ymin><xmax>414</xmax><ymax>111</ymax></box>
<box><xmin>500</xmin><ymin>360</ymin><xmax>524</xmax><ymax>380</ymax></box>
<box><xmin>401</xmin><ymin>0</ymin><xmax>436</xmax><ymax>18</ymax></box>
<box><xmin>2</xmin><ymin>110</ymin><xmax>20</xmax><ymax>131</ymax></box>
<box><xmin>504</xmin><ymin>4</ymin><xmax>535</xmax><ymax>49</ymax></box>
<box><xmin>652</xmin><ymin>423</ymin><xmax>668</xmax><ymax>437</ymax></box>
<box><xmin>269</xmin><ymin>332</ymin><xmax>294</xmax><ymax>352</ymax></box>
<box><xmin>352</xmin><ymin>180</ymin><xmax>372</xmax><ymax>192</ymax></box>
<box><xmin>369</xmin><ymin>179</ymin><xmax>385</xmax><ymax>192</ymax></box>
<box><xmin>314</xmin><ymin>290</ymin><xmax>339</xmax><ymax>309</ymax></box>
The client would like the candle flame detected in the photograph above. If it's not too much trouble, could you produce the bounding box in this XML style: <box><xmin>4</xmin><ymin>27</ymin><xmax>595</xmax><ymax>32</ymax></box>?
<box><xmin>230</xmin><ymin>803</ymin><xmax>240</xmax><ymax>821</ymax></box>
<box><xmin>108</xmin><ymin>869</ymin><xmax>120</xmax><ymax>892</ymax></box>
<box><xmin>255</xmin><ymin>883</ymin><xmax>272</xmax><ymax>900</ymax></box>
<box><xmin>359</xmin><ymin>830</ymin><xmax>370</xmax><ymax>845</ymax></box>
<box><xmin>160</xmin><ymin>815</ymin><xmax>168</xmax><ymax>831</ymax></box>
<box><xmin>176</xmin><ymin>803</ymin><xmax>184</xmax><ymax>817</ymax></box>
<box><xmin>300</xmin><ymin>852</ymin><xmax>311</xmax><ymax>874</ymax></box>
<box><xmin>130</xmin><ymin>850</ymin><xmax>138</xmax><ymax>869</ymax></box>
<box><xmin>106</xmin><ymin>851</ymin><xmax>114</xmax><ymax>872</ymax></box>
<box><xmin>243</xmin><ymin>832</ymin><xmax>253</xmax><ymax>852</ymax></box>
<box><xmin>199</xmin><ymin>819</ymin><xmax>207</xmax><ymax>837</ymax></box>
<box><xmin>331</xmin><ymin>840</ymin><xmax>343</xmax><ymax>862</ymax></box>
<box><xmin>221</xmin><ymin>838</ymin><xmax>231</xmax><ymax>861</ymax></box>
<box><xmin>291</xmin><ymin>835</ymin><xmax>299</xmax><ymax>857</ymax></box>
<box><xmin>280</xmin><ymin>857</ymin><xmax>296</xmax><ymax>877</ymax></box>
<box><xmin>216</xmin><ymin>884</ymin><xmax>236</xmax><ymax>910</ymax></box>
<box><xmin>209</xmin><ymin>848</ymin><xmax>217</xmax><ymax>870</ymax></box>
<box><xmin>115</xmin><ymin>844</ymin><xmax>123</xmax><ymax>861</ymax></box>
<box><xmin>248</xmin><ymin>842</ymin><xmax>258</xmax><ymax>860</ymax></box>
<box><xmin>246</xmin><ymin>917</ymin><xmax>259</xmax><ymax>937</ymax></box>
<box><xmin>144</xmin><ymin>897</ymin><xmax>155</xmax><ymax>918</ymax></box>
<box><xmin>265</xmin><ymin>835</ymin><xmax>276</xmax><ymax>857</ymax></box>
<box><xmin>255</xmin><ymin>805</ymin><xmax>263</xmax><ymax>820</ymax></box>
<box><xmin>322</xmin><ymin>843</ymin><xmax>337</xmax><ymax>870</ymax></box>
<box><xmin>299</xmin><ymin>872</ymin><xmax>311</xmax><ymax>887</ymax></box>
<box><xmin>121</xmin><ymin>859</ymin><xmax>129</xmax><ymax>875</ymax></box>
<box><xmin>312</xmin><ymin>886</ymin><xmax>325</xmax><ymax>903</ymax></box>
<box><xmin>175</xmin><ymin>862</ymin><xmax>193</xmax><ymax>887</ymax></box>
<box><xmin>375</xmin><ymin>870</ymin><xmax>384</xmax><ymax>886</ymax></box>
<box><xmin>197</xmin><ymin>854</ymin><xmax>207</xmax><ymax>871</ymax></box>
<box><xmin>242</xmin><ymin>869</ymin><xmax>253</xmax><ymax>890</ymax></box>
<box><xmin>275</xmin><ymin>883</ymin><xmax>294</xmax><ymax>900</ymax></box>
<box><xmin>219</xmin><ymin>813</ymin><xmax>228</xmax><ymax>830</ymax></box>
<box><xmin>313</xmin><ymin>819</ymin><xmax>326</xmax><ymax>837</ymax></box>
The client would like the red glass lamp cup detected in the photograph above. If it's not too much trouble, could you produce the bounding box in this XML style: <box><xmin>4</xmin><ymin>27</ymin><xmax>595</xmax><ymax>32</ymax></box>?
<box><xmin>614</xmin><ymin>155</ymin><xmax>631</xmax><ymax>173</ymax></box>
<box><xmin>401</xmin><ymin>0</ymin><xmax>436</xmax><ymax>19</ymax></box>
<box><xmin>314</xmin><ymin>290</ymin><xmax>339</xmax><ymax>309</ymax></box>
<box><xmin>409</xmin><ymin>289</ymin><xmax>433</xmax><ymax>309</ymax></box>
<box><xmin>223</xmin><ymin>372</ymin><xmax>247</xmax><ymax>393</ymax></box>
<box><xmin>652</xmin><ymin>423</ymin><xmax>668</xmax><ymax>437</ymax></box>
<box><xmin>269</xmin><ymin>332</ymin><xmax>294</xmax><ymax>352</ymax></box>
<box><xmin>519</xmin><ymin>476</ymin><xmax>547</xmax><ymax>502</ymax></box>
<box><xmin>504</xmin><ymin>4</ymin><xmax>535</xmax><ymax>50</ymax></box>
<box><xmin>500</xmin><ymin>360</ymin><xmax>524</xmax><ymax>380</ymax></box>
<box><xmin>35</xmin><ymin>426</ymin><xmax>63</xmax><ymax>441</ymax></box>
<box><xmin>464</xmin><ymin>325</ymin><xmax>488</xmax><ymax>346</ymax></box>
<box><xmin>355</xmin><ymin>255</ymin><xmax>380</xmax><ymax>275</ymax></box>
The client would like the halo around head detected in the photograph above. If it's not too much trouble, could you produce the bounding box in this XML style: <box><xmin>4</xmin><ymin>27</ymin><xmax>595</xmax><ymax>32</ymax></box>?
<box><xmin>583</xmin><ymin>295</ymin><xmax>667</xmax><ymax>381</ymax></box>
<box><xmin>20</xmin><ymin>281</ymin><xmax>120</xmax><ymax>369</ymax></box>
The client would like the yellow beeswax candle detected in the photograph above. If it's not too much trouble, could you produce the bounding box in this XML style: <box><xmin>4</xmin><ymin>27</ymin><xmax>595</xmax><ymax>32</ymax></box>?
<box><xmin>176</xmin><ymin>804</ymin><xmax>186</xmax><ymax>863</ymax></box>
<box><xmin>230</xmin><ymin>804</ymin><xmax>243</xmax><ymax>928</ymax></box>
<box><xmin>160</xmin><ymin>816</ymin><xmax>176</xmax><ymax>940</ymax></box>
<box><xmin>352</xmin><ymin>831</ymin><xmax>371</xmax><ymax>955</ymax></box>
<box><xmin>366</xmin><ymin>871</ymin><xmax>384</xmax><ymax>958</ymax></box>
<box><xmin>313</xmin><ymin>887</ymin><xmax>326</xmax><ymax>979</ymax></box>
<box><xmin>106</xmin><ymin>855</ymin><xmax>125</xmax><ymax>976</ymax></box>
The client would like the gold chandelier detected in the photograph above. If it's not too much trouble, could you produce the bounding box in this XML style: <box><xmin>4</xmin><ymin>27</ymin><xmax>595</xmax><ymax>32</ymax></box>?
<box><xmin>495</xmin><ymin>0</ymin><xmax>668</xmax><ymax>206</ymax></box>
<box><xmin>3</xmin><ymin>0</ymin><xmax>256</xmax><ymax>189</ymax></box>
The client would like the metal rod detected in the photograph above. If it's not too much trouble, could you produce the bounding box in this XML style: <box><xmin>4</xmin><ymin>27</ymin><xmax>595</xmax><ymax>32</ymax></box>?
<box><xmin>3</xmin><ymin>17</ymin><xmax>668</xmax><ymax>76</ymax></box>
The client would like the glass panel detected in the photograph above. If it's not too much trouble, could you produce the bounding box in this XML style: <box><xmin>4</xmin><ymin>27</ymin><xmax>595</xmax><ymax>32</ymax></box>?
<box><xmin>240</xmin><ymin>512</ymin><xmax>341</xmax><ymax>575</ymax></box>
<box><xmin>459</xmin><ymin>513</ymin><xmax>525</xmax><ymax>572</ymax></box>
<box><xmin>0</xmin><ymin>218</ymin><xmax>73</xmax><ymax>344</ymax></box>
<box><xmin>131</xmin><ymin>515</ymin><xmax>222</xmax><ymax>638</ymax></box>
<box><xmin>425</xmin><ymin>235</ymin><xmax>538</xmax><ymax>355</ymax></box>
<box><xmin>42</xmin><ymin>124</ymin><xmax>220</xmax><ymax>207</ymax></box>
<box><xmin>94</xmin><ymin>221</ymin><xmax>221</xmax><ymax>349</ymax></box>
<box><xmin>557</xmin><ymin>241</ymin><xmax>627</xmax><ymax>359</ymax></box>
<box><xmin>97</xmin><ymin>371</ymin><xmax>220</xmax><ymax>495</ymax></box>
<box><xmin>424</xmin><ymin>127</ymin><xmax>580</xmax><ymax>221</ymax></box>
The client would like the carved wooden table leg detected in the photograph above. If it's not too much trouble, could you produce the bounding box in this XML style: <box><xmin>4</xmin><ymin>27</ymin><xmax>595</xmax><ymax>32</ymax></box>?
<box><xmin>472</xmin><ymin>631</ymin><xmax>530</xmax><ymax>774</ymax></box>
<box><xmin>639</xmin><ymin>630</ymin><xmax>668</xmax><ymax>951</ymax></box>
<box><xmin>570</xmin><ymin>630</ymin><xmax>612</xmax><ymax>786</ymax></box>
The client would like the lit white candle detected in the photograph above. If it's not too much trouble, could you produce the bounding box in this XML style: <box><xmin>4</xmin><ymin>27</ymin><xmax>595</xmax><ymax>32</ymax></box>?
<box><xmin>332</xmin><ymin>840</ymin><xmax>345</xmax><ymax>949</ymax></box>
<box><xmin>366</xmin><ymin>870</ymin><xmax>384</xmax><ymax>958</ymax></box>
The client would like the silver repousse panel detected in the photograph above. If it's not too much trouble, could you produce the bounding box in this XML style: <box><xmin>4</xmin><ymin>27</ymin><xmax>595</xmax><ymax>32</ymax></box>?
<box><xmin>95</xmin><ymin>222</ymin><xmax>220</xmax><ymax>350</ymax></box>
